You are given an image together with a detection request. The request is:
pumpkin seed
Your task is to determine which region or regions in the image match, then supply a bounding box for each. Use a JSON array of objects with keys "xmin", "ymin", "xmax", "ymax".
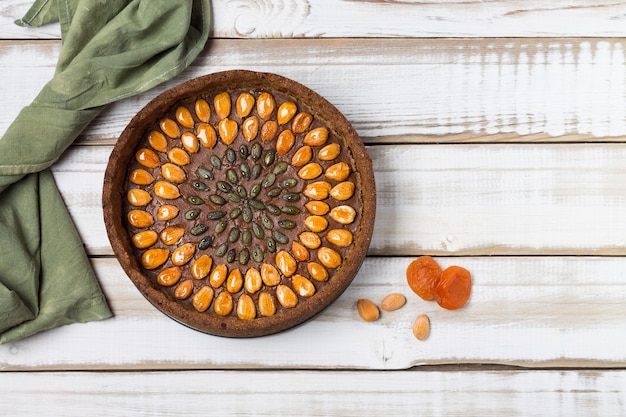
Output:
[
  {"xmin": 273, "ymin": 161, "xmax": 289, "ymax": 175},
  {"xmin": 210, "ymin": 155, "xmax": 222, "ymax": 169},
  {"xmin": 252, "ymin": 222, "xmax": 264, "ymax": 239},
  {"xmin": 251, "ymin": 163, "xmax": 262, "ymax": 180},
  {"xmin": 236, "ymin": 185, "xmax": 247, "ymax": 199},
  {"xmin": 227, "ymin": 168, "xmax": 238, "ymax": 184},
  {"xmin": 242, "ymin": 229, "xmax": 252, "ymax": 245},
  {"xmin": 192, "ymin": 180, "xmax": 209, "ymax": 191},
  {"xmin": 207, "ymin": 210, "xmax": 226, "ymax": 220},
  {"xmin": 215, "ymin": 243, "xmax": 228, "ymax": 257},
  {"xmin": 264, "ymin": 150, "xmax": 276, "ymax": 167},
  {"xmin": 228, "ymin": 227, "xmax": 240, "ymax": 243},
  {"xmin": 283, "ymin": 192, "xmax": 301, "ymax": 203},
  {"xmin": 229, "ymin": 207, "xmax": 242, "ymax": 219},
  {"xmin": 267, "ymin": 187, "xmax": 282, "ymax": 198},
  {"xmin": 198, "ymin": 235, "xmax": 214, "ymax": 250},
  {"xmin": 188, "ymin": 196, "xmax": 204, "ymax": 205},
  {"xmin": 251, "ymin": 143, "xmax": 262, "ymax": 160},
  {"xmin": 240, "ymin": 163, "xmax": 250, "ymax": 180},
  {"xmin": 278, "ymin": 219, "xmax": 296, "ymax": 230},
  {"xmin": 266, "ymin": 238, "xmax": 276, "ymax": 253},
  {"xmin": 266, "ymin": 204, "xmax": 281, "ymax": 215},
  {"xmin": 227, "ymin": 192, "xmax": 242, "ymax": 203},
  {"xmin": 209, "ymin": 194, "xmax": 227, "ymax": 206},
  {"xmin": 239, "ymin": 144, "xmax": 249, "ymax": 159},
  {"xmin": 249, "ymin": 183, "xmax": 261, "ymax": 198},
  {"xmin": 253, "ymin": 245, "xmax": 264, "ymax": 262},
  {"xmin": 185, "ymin": 208, "xmax": 201, "ymax": 220},
  {"xmin": 215, "ymin": 220, "xmax": 227, "ymax": 234},
  {"xmin": 261, "ymin": 213, "xmax": 274, "ymax": 229},
  {"xmin": 262, "ymin": 173, "xmax": 276, "ymax": 188},
  {"xmin": 227, "ymin": 248, "xmax": 237, "ymax": 263},
  {"xmin": 281, "ymin": 206, "xmax": 300, "ymax": 215},
  {"xmin": 191, "ymin": 223, "xmax": 209, "ymax": 236},
  {"xmin": 273, "ymin": 230, "xmax": 289, "ymax": 244},
  {"xmin": 242, "ymin": 206, "xmax": 253, "ymax": 223},
  {"xmin": 226, "ymin": 148, "xmax": 236, "ymax": 163},
  {"xmin": 217, "ymin": 181, "xmax": 233, "ymax": 193},
  {"xmin": 249, "ymin": 199, "xmax": 266, "ymax": 210},
  {"xmin": 197, "ymin": 166, "xmax": 213, "ymax": 180},
  {"xmin": 239, "ymin": 248, "xmax": 250, "ymax": 265},
  {"xmin": 281, "ymin": 178, "xmax": 297, "ymax": 188}
]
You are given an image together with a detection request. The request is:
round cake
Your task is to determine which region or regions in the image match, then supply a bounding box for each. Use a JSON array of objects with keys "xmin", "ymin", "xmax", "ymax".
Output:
[{"xmin": 103, "ymin": 70, "xmax": 376, "ymax": 337}]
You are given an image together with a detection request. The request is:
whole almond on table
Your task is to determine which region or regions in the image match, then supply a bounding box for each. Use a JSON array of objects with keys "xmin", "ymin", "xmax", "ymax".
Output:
[
  {"xmin": 412, "ymin": 314, "xmax": 430, "ymax": 341},
  {"xmin": 356, "ymin": 299, "xmax": 380, "ymax": 322},
  {"xmin": 380, "ymin": 293, "xmax": 407, "ymax": 311}
]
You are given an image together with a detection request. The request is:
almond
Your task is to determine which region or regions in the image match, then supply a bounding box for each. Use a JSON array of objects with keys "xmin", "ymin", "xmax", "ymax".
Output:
[
  {"xmin": 412, "ymin": 314, "xmax": 430, "ymax": 341},
  {"xmin": 356, "ymin": 299, "xmax": 380, "ymax": 322},
  {"xmin": 380, "ymin": 293, "xmax": 407, "ymax": 311}
]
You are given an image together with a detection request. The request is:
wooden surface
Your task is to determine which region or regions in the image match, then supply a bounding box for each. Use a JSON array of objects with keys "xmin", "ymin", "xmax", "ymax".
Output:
[{"xmin": 2, "ymin": 0, "xmax": 626, "ymax": 415}]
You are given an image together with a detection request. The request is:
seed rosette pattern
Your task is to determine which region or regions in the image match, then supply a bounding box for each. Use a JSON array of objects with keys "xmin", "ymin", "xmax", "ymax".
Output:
[{"xmin": 103, "ymin": 71, "xmax": 375, "ymax": 337}]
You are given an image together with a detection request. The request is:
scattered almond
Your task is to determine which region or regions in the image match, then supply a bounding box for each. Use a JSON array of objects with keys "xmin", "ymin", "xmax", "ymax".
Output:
[
  {"xmin": 356, "ymin": 299, "xmax": 380, "ymax": 322},
  {"xmin": 412, "ymin": 314, "xmax": 430, "ymax": 341},
  {"xmin": 380, "ymin": 293, "xmax": 406, "ymax": 311}
]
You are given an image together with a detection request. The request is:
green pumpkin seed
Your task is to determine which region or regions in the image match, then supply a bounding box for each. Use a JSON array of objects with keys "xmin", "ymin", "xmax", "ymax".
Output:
[
  {"xmin": 281, "ymin": 205, "xmax": 300, "ymax": 215},
  {"xmin": 267, "ymin": 187, "xmax": 282, "ymax": 198},
  {"xmin": 251, "ymin": 143, "xmax": 262, "ymax": 160},
  {"xmin": 190, "ymin": 223, "xmax": 209, "ymax": 236},
  {"xmin": 239, "ymin": 248, "xmax": 250, "ymax": 265},
  {"xmin": 217, "ymin": 181, "xmax": 233, "ymax": 193},
  {"xmin": 239, "ymin": 144, "xmax": 249, "ymax": 159},
  {"xmin": 262, "ymin": 173, "xmax": 276, "ymax": 188},
  {"xmin": 192, "ymin": 180, "xmax": 209, "ymax": 191},
  {"xmin": 249, "ymin": 199, "xmax": 266, "ymax": 210},
  {"xmin": 226, "ymin": 248, "xmax": 236, "ymax": 263},
  {"xmin": 185, "ymin": 208, "xmax": 201, "ymax": 220},
  {"xmin": 209, "ymin": 194, "xmax": 227, "ymax": 206},
  {"xmin": 280, "ymin": 178, "xmax": 297, "ymax": 188},
  {"xmin": 236, "ymin": 185, "xmax": 247, "ymax": 199},
  {"xmin": 226, "ymin": 148, "xmax": 236, "ymax": 163},
  {"xmin": 251, "ymin": 164, "xmax": 262, "ymax": 180},
  {"xmin": 264, "ymin": 150, "xmax": 276, "ymax": 167},
  {"xmin": 249, "ymin": 183, "xmax": 261, "ymax": 198},
  {"xmin": 240, "ymin": 163, "xmax": 250, "ymax": 180},
  {"xmin": 215, "ymin": 243, "xmax": 228, "ymax": 257},
  {"xmin": 198, "ymin": 235, "xmax": 214, "ymax": 250},
  {"xmin": 207, "ymin": 210, "xmax": 226, "ymax": 220},
  {"xmin": 273, "ymin": 230, "xmax": 289, "ymax": 244},
  {"xmin": 273, "ymin": 161, "xmax": 289, "ymax": 175},
  {"xmin": 261, "ymin": 213, "xmax": 274, "ymax": 229},
  {"xmin": 227, "ymin": 168, "xmax": 238, "ymax": 184},
  {"xmin": 283, "ymin": 192, "xmax": 301, "ymax": 203},
  {"xmin": 242, "ymin": 230, "xmax": 252, "ymax": 246},
  {"xmin": 278, "ymin": 219, "xmax": 296, "ymax": 230},
  {"xmin": 227, "ymin": 192, "xmax": 242, "ymax": 203},
  {"xmin": 242, "ymin": 206, "xmax": 253, "ymax": 223},
  {"xmin": 266, "ymin": 238, "xmax": 276, "ymax": 253},
  {"xmin": 229, "ymin": 207, "xmax": 242, "ymax": 219},
  {"xmin": 252, "ymin": 245, "xmax": 264, "ymax": 262},
  {"xmin": 252, "ymin": 222, "xmax": 264, "ymax": 239},
  {"xmin": 197, "ymin": 166, "xmax": 213, "ymax": 180},
  {"xmin": 210, "ymin": 155, "xmax": 222, "ymax": 169},
  {"xmin": 266, "ymin": 204, "xmax": 281, "ymax": 216},
  {"xmin": 228, "ymin": 227, "xmax": 240, "ymax": 243},
  {"xmin": 187, "ymin": 196, "xmax": 204, "ymax": 205},
  {"xmin": 215, "ymin": 220, "xmax": 227, "ymax": 234}
]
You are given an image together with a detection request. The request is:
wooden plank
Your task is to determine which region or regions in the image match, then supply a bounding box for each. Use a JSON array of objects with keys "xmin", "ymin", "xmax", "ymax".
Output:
[
  {"xmin": 4, "ymin": 0, "xmax": 626, "ymax": 39},
  {"xmin": 52, "ymin": 143, "xmax": 626, "ymax": 256},
  {"xmin": 2, "ymin": 256, "xmax": 626, "ymax": 370},
  {"xmin": 3, "ymin": 38, "xmax": 626, "ymax": 143},
  {"xmin": 2, "ymin": 369, "xmax": 626, "ymax": 416}
]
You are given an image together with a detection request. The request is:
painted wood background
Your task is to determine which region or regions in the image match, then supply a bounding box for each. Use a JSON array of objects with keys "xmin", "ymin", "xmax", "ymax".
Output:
[{"xmin": 2, "ymin": 0, "xmax": 626, "ymax": 415}]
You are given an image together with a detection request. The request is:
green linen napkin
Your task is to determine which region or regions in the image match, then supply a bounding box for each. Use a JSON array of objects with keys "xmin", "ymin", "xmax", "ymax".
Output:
[{"xmin": 0, "ymin": 0, "xmax": 211, "ymax": 344}]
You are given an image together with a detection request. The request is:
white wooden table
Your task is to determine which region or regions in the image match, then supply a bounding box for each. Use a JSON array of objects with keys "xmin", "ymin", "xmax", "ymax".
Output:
[{"xmin": 2, "ymin": 1, "xmax": 626, "ymax": 415}]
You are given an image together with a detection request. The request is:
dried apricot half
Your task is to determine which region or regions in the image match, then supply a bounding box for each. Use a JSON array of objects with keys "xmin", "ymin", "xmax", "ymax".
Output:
[
  {"xmin": 406, "ymin": 256, "xmax": 442, "ymax": 301},
  {"xmin": 435, "ymin": 265, "xmax": 472, "ymax": 310}
]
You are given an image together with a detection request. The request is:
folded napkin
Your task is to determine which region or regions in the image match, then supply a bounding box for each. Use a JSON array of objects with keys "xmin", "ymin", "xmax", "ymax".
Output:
[{"xmin": 0, "ymin": 0, "xmax": 211, "ymax": 343}]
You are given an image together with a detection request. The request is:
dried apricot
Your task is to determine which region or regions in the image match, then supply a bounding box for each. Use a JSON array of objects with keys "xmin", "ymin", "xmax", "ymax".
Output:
[
  {"xmin": 435, "ymin": 265, "xmax": 472, "ymax": 310},
  {"xmin": 406, "ymin": 256, "xmax": 442, "ymax": 301}
]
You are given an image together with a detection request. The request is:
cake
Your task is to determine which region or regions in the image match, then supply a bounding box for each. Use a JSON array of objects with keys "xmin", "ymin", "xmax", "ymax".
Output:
[{"xmin": 103, "ymin": 70, "xmax": 376, "ymax": 337}]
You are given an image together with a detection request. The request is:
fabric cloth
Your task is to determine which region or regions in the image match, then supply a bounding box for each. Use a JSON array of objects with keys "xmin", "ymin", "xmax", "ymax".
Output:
[{"xmin": 0, "ymin": 0, "xmax": 211, "ymax": 343}]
